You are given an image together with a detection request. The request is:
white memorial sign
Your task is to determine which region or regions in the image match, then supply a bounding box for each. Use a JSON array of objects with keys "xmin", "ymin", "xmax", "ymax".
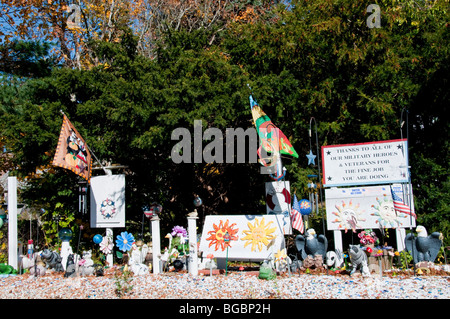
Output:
[
  {"xmin": 322, "ymin": 139, "xmax": 408, "ymax": 187},
  {"xmin": 90, "ymin": 174, "xmax": 126, "ymax": 228}
]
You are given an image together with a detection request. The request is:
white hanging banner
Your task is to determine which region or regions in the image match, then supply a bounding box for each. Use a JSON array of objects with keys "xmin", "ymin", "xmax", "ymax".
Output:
[
  {"xmin": 322, "ymin": 139, "xmax": 409, "ymax": 187},
  {"xmin": 90, "ymin": 174, "xmax": 126, "ymax": 228}
]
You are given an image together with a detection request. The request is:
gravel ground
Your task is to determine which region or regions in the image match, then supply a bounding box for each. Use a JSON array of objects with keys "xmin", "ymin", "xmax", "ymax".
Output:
[{"xmin": 0, "ymin": 269, "xmax": 449, "ymax": 299}]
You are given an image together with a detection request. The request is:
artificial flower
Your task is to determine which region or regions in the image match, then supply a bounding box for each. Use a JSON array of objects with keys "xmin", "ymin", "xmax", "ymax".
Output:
[
  {"xmin": 358, "ymin": 229, "xmax": 379, "ymax": 245},
  {"xmin": 100, "ymin": 236, "xmax": 114, "ymax": 254},
  {"xmin": 171, "ymin": 225, "xmax": 188, "ymax": 238},
  {"xmin": 116, "ymin": 231, "xmax": 135, "ymax": 252},
  {"xmin": 374, "ymin": 249, "xmax": 383, "ymax": 257}
]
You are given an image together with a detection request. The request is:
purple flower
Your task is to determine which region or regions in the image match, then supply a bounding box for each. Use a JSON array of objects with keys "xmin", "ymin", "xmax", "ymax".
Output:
[{"xmin": 171, "ymin": 225, "xmax": 188, "ymax": 238}]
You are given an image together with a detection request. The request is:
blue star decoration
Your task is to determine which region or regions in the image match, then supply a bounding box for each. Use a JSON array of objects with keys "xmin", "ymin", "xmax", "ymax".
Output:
[{"xmin": 306, "ymin": 150, "xmax": 316, "ymax": 165}]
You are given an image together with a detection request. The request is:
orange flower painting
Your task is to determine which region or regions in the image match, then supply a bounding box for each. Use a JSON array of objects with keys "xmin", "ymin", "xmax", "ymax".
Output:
[{"xmin": 206, "ymin": 219, "xmax": 239, "ymax": 251}]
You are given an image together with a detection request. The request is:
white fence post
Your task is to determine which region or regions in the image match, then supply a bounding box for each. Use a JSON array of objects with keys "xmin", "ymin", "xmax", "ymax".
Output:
[
  {"xmin": 187, "ymin": 214, "xmax": 198, "ymax": 276},
  {"xmin": 7, "ymin": 176, "xmax": 18, "ymax": 270},
  {"xmin": 151, "ymin": 215, "xmax": 161, "ymax": 274}
]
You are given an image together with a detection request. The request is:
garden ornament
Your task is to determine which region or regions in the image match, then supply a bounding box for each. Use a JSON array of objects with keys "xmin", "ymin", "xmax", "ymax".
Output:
[
  {"xmin": 64, "ymin": 254, "xmax": 77, "ymax": 278},
  {"xmin": 79, "ymin": 251, "xmax": 95, "ymax": 276},
  {"xmin": 405, "ymin": 225, "xmax": 443, "ymax": 264},
  {"xmin": 41, "ymin": 249, "xmax": 64, "ymax": 272},
  {"xmin": 128, "ymin": 256, "xmax": 149, "ymax": 275},
  {"xmin": 295, "ymin": 228, "xmax": 328, "ymax": 261},
  {"xmin": 326, "ymin": 249, "xmax": 344, "ymax": 269},
  {"xmin": 348, "ymin": 245, "xmax": 370, "ymax": 277},
  {"xmin": 258, "ymin": 261, "xmax": 276, "ymax": 280}
]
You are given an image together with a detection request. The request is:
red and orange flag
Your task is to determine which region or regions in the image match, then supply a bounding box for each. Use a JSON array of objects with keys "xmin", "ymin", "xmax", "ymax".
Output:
[{"xmin": 52, "ymin": 114, "xmax": 92, "ymax": 182}]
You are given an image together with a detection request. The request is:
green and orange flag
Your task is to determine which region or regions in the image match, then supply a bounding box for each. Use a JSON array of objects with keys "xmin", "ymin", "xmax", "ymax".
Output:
[{"xmin": 249, "ymin": 95, "xmax": 299, "ymax": 161}]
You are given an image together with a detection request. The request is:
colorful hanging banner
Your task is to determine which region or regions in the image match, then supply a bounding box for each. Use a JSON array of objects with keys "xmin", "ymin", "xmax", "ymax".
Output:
[
  {"xmin": 250, "ymin": 95, "xmax": 299, "ymax": 160},
  {"xmin": 52, "ymin": 114, "xmax": 92, "ymax": 182}
]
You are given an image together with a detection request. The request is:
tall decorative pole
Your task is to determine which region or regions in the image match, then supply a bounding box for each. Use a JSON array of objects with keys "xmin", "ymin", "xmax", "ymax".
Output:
[
  {"xmin": 7, "ymin": 176, "xmax": 18, "ymax": 270},
  {"xmin": 309, "ymin": 117, "xmax": 328, "ymax": 274},
  {"xmin": 400, "ymin": 108, "xmax": 415, "ymax": 276},
  {"xmin": 187, "ymin": 210, "xmax": 199, "ymax": 276},
  {"xmin": 224, "ymin": 231, "xmax": 230, "ymax": 276},
  {"xmin": 151, "ymin": 215, "xmax": 161, "ymax": 274},
  {"xmin": 106, "ymin": 228, "xmax": 113, "ymax": 267}
]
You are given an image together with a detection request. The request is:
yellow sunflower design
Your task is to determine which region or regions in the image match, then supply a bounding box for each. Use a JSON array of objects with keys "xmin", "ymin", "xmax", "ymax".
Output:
[{"xmin": 241, "ymin": 217, "xmax": 277, "ymax": 252}]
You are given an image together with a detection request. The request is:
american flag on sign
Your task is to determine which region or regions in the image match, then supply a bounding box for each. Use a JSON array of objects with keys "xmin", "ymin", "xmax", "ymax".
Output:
[
  {"xmin": 390, "ymin": 185, "xmax": 416, "ymax": 219},
  {"xmin": 291, "ymin": 194, "xmax": 304, "ymax": 234}
]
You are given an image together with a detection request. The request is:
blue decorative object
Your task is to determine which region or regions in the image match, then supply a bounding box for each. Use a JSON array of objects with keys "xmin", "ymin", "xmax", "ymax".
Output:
[
  {"xmin": 93, "ymin": 234, "xmax": 103, "ymax": 244},
  {"xmin": 306, "ymin": 150, "xmax": 316, "ymax": 165},
  {"xmin": 193, "ymin": 196, "xmax": 202, "ymax": 207},
  {"xmin": 298, "ymin": 199, "xmax": 312, "ymax": 215},
  {"xmin": 58, "ymin": 228, "xmax": 73, "ymax": 242},
  {"xmin": 116, "ymin": 231, "xmax": 135, "ymax": 252}
]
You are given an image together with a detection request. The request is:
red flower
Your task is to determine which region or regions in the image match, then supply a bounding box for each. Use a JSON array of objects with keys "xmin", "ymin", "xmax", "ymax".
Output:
[{"xmin": 366, "ymin": 247, "xmax": 373, "ymax": 253}]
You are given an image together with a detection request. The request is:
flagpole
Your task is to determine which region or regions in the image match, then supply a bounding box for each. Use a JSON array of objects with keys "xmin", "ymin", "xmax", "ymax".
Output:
[
  {"xmin": 310, "ymin": 117, "xmax": 327, "ymax": 274},
  {"xmin": 401, "ymin": 107, "xmax": 415, "ymax": 276}
]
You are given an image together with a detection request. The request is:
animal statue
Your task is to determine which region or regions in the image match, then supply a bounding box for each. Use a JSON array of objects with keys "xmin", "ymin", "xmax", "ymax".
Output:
[
  {"xmin": 140, "ymin": 243, "xmax": 149, "ymax": 264},
  {"xmin": 289, "ymin": 254, "xmax": 302, "ymax": 273},
  {"xmin": 128, "ymin": 256, "xmax": 149, "ymax": 275},
  {"xmin": 326, "ymin": 249, "xmax": 344, "ymax": 269},
  {"xmin": 348, "ymin": 245, "xmax": 370, "ymax": 277},
  {"xmin": 172, "ymin": 259, "xmax": 185, "ymax": 272},
  {"xmin": 405, "ymin": 225, "xmax": 442, "ymax": 264},
  {"xmin": 258, "ymin": 261, "xmax": 276, "ymax": 280},
  {"xmin": 164, "ymin": 233, "xmax": 181, "ymax": 261},
  {"xmin": 79, "ymin": 250, "xmax": 95, "ymax": 276},
  {"xmin": 64, "ymin": 254, "xmax": 77, "ymax": 278},
  {"xmin": 295, "ymin": 229, "xmax": 328, "ymax": 261},
  {"xmin": 144, "ymin": 243, "xmax": 153, "ymax": 267},
  {"xmin": 41, "ymin": 249, "xmax": 64, "ymax": 272},
  {"xmin": 93, "ymin": 264, "xmax": 104, "ymax": 276},
  {"xmin": 160, "ymin": 248, "xmax": 170, "ymax": 272},
  {"xmin": 29, "ymin": 264, "xmax": 46, "ymax": 277},
  {"xmin": 28, "ymin": 253, "xmax": 46, "ymax": 276}
]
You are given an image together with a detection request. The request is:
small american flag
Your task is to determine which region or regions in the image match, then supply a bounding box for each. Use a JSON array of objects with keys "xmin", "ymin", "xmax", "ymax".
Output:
[
  {"xmin": 291, "ymin": 194, "xmax": 304, "ymax": 233},
  {"xmin": 390, "ymin": 185, "xmax": 416, "ymax": 219}
]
